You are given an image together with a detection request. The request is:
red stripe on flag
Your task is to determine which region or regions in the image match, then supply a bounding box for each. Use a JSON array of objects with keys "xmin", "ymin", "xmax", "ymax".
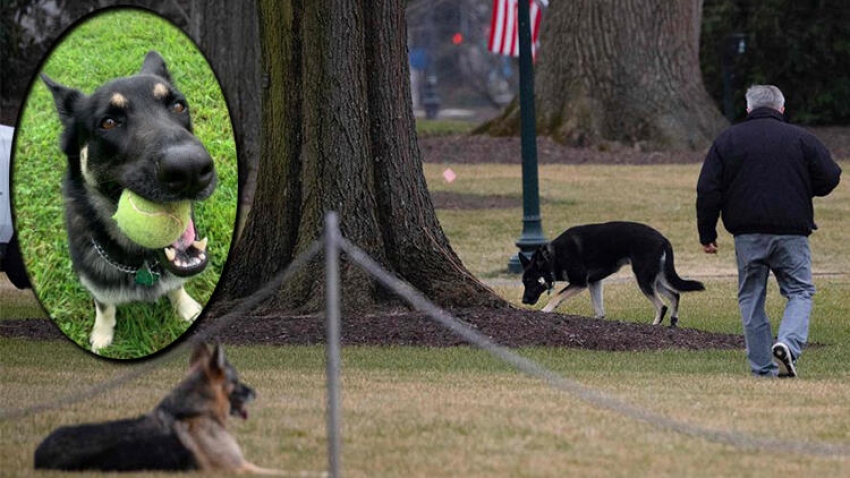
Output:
[
  {"xmin": 488, "ymin": 0, "xmax": 503, "ymax": 54},
  {"xmin": 487, "ymin": 0, "xmax": 545, "ymax": 58}
]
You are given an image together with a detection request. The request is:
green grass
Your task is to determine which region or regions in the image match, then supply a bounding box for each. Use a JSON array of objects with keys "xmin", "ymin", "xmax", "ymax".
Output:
[
  {"xmin": 2, "ymin": 154, "xmax": 848, "ymax": 474},
  {"xmin": 3, "ymin": 156, "xmax": 849, "ymax": 477},
  {"xmin": 424, "ymin": 162, "xmax": 850, "ymax": 279},
  {"xmin": 0, "ymin": 274, "xmax": 45, "ymax": 319},
  {"xmin": 415, "ymin": 119, "xmax": 477, "ymax": 137},
  {"xmin": 11, "ymin": 10, "xmax": 237, "ymax": 359},
  {"xmin": 3, "ymin": 342, "xmax": 850, "ymax": 477}
]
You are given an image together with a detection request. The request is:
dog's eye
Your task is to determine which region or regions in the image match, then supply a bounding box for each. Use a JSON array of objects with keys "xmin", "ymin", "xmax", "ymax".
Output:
[
  {"xmin": 100, "ymin": 118, "xmax": 117, "ymax": 130},
  {"xmin": 170, "ymin": 101, "xmax": 187, "ymax": 114},
  {"xmin": 538, "ymin": 277, "xmax": 546, "ymax": 285}
]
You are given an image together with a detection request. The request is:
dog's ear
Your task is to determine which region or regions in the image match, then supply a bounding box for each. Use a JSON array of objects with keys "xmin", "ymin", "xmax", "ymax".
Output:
[
  {"xmin": 41, "ymin": 74, "xmax": 84, "ymax": 125},
  {"xmin": 206, "ymin": 343, "xmax": 227, "ymax": 379},
  {"xmin": 535, "ymin": 247, "xmax": 550, "ymax": 267},
  {"xmin": 519, "ymin": 253, "xmax": 531, "ymax": 268},
  {"xmin": 189, "ymin": 342, "xmax": 211, "ymax": 369},
  {"xmin": 139, "ymin": 50, "xmax": 172, "ymax": 82}
]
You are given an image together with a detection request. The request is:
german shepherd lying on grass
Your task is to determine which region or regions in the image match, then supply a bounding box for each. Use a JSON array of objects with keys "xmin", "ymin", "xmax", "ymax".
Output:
[
  {"xmin": 34, "ymin": 343, "xmax": 281, "ymax": 474},
  {"xmin": 42, "ymin": 51, "xmax": 215, "ymax": 353},
  {"xmin": 520, "ymin": 221, "xmax": 704, "ymax": 327}
]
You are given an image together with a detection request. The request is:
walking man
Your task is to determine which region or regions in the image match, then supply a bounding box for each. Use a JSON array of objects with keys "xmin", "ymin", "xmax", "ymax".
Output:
[{"xmin": 696, "ymin": 85, "xmax": 841, "ymax": 377}]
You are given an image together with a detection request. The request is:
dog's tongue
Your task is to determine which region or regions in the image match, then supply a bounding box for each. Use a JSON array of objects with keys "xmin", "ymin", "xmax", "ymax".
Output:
[
  {"xmin": 160, "ymin": 217, "xmax": 209, "ymax": 277},
  {"xmin": 238, "ymin": 408, "xmax": 248, "ymax": 420},
  {"xmin": 171, "ymin": 218, "xmax": 196, "ymax": 251}
]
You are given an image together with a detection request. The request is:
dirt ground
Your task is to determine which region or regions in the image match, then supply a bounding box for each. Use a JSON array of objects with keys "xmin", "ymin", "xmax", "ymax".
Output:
[
  {"xmin": 0, "ymin": 305, "xmax": 744, "ymax": 351},
  {"xmin": 419, "ymin": 126, "xmax": 850, "ymax": 166},
  {"xmin": 4, "ymin": 127, "xmax": 847, "ymax": 351}
]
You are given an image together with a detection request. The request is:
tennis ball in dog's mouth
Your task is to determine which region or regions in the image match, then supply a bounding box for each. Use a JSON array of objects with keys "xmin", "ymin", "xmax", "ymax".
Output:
[{"xmin": 113, "ymin": 190, "xmax": 191, "ymax": 249}]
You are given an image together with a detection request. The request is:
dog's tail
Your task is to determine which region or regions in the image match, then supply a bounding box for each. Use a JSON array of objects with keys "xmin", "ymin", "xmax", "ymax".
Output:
[{"xmin": 662, "ymin": 244, "xmax": 705, "ymax": 292}]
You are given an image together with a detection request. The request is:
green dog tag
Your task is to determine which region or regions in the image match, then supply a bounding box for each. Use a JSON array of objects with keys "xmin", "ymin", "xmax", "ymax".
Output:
[{"xmin": 135, "ymin": 267, "xmax": 158, "ymax": 286}]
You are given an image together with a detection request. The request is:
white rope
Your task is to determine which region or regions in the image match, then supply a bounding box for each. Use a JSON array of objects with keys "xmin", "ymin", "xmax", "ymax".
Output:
[
  {"xmin": 338, "ymin": 236, "xmax": 850, "ymax": 459},
  {"xmin": 0, "ymin": 241, "xmax": 322, "ymax": 420},
  {"xmin": 4, "ymin": 215, "xmax": 849, "ymax": 461}
]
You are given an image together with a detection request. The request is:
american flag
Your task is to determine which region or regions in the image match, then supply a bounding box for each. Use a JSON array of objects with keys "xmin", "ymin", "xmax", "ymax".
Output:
[{"xmin": 487, "ymin": 0, "xmax": 547, "ymax": 58}]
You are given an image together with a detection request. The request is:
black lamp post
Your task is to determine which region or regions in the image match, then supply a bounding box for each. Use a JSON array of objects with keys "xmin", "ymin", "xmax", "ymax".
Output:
[
  {"xmin": 721, "ymin": 33, "xmax": 747, "ymax": 122},
  {"xmin": 507, "ymin": 0, "xmax": 546, "ymax": 273}
]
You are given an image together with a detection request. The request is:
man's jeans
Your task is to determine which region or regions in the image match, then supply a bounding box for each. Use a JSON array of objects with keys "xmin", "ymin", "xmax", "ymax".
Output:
[{"xmin": 734, "ymin": 234, "xmax": 815, "ymax": 376}]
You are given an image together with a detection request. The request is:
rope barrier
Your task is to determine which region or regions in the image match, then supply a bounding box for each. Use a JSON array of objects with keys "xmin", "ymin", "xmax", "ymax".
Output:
[
  {"xmin": 339, "ymin": 236, "xmax": 850, "ymax": 459},
  {"xmin": 3, "ymin": 214, "xmax": 849, "ymax": 463},
  {"xmin": 0, "ymin": 241, "xmax": 322, "ymax": 421}
]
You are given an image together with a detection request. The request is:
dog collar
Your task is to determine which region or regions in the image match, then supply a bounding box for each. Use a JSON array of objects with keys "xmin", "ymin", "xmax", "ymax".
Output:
[
  {"xmin": 91, "ymin": 238, "xmax": 161, "ymax": 286},
  {"xmin": 537, "ymin": 274, "xmax": 555, "ymax": 295}
]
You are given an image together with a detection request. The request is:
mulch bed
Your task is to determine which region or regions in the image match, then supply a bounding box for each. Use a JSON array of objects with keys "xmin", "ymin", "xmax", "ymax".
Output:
[
  {"xmin": 419, "ymin": 126, "xmax": 850, "ymax": 165},
  {"xmin": 196, "ymin": 306, "xmax": 744, "ymax": 351},
  {"xmin": 420, "ymin": 135, "xmax": 706, "ymax": 165},
  {"xmin": 0, "ymin": 306, "xmax": 744, "ymax": 351}
]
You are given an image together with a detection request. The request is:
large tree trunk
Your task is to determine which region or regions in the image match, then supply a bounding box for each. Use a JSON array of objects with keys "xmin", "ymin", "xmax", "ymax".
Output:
[
  {"xmin": 188, "ymin": 0, "xmax": 261, "ymax": 238},
  {"xmin": 482, "ymin": 0, "xmax": 727, "ymax": 151},
  {"xmin": 221, "ymin": 1, "xmax": 504, "ymax": 312}
]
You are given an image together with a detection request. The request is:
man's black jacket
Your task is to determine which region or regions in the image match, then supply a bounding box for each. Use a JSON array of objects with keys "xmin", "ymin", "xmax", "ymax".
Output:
[{"xmin": 696, "ymin": 107, "xmax": 842, "ymax": 245}]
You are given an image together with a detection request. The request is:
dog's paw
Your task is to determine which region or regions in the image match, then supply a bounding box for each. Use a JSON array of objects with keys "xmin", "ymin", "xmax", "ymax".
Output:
[
  {"xmin": 541, "ymin": 305, "xmax": 556, "ymax": 313},
  {"xmin": 176, "ymin": 298, "xmax": 202, "ymax": 322},
  {"xmin": 652, "ymin": 305, "xmax": 669, "ymax": 325},
  {"xmin": 594, "ymin": 314, "xmax": 606, "ymax": 319},
  {"xmin": 169, "ymin": 287, "xmax": 203, "ymax": 322},
  {"xmin": 89, "ymin": 329, "xmax": 114, "ymax": 353}
]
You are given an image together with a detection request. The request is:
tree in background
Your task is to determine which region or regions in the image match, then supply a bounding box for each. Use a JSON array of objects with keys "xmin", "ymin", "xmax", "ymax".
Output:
[
  {"xmin": 221, "ymin": 1, "xmax": 504, "ymax": 311},
  {"xmin": 701, "ymin": 0, "xmax": 850, "ymax": 124},
  {"xmin": 186, "ymin": 0, "xmax": 261, "ymax": 235},
  {"xmin": 480, "ymin": 0, "xmax": 729, "ymax": 151}
]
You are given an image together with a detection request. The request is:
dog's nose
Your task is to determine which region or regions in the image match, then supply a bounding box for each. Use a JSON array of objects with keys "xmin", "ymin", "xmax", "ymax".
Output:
[{"xmin": 158, "ymin": 143, "xmax": 215, "ymax": 197}]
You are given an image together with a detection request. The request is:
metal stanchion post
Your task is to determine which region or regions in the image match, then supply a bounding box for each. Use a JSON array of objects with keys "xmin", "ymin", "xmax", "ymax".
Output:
[{"xmin": 324, "ymin": 212, "xmax": 342, "ymax": 478}]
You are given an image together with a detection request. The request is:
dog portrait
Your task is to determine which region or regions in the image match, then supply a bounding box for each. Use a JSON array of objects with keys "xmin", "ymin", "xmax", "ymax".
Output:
[{"xmin": 12, "ymin": 10, "xmax": 237, "ymax": 358}]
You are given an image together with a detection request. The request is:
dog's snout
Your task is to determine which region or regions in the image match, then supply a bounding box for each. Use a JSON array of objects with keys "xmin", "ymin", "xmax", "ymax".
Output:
[
  {"xmin": 521, "ymin": 287, "xmax": 543, "ymax": 305},
  {"xmin": 157, "ymin": 143, "xmax": 215, "ymax": 196}
]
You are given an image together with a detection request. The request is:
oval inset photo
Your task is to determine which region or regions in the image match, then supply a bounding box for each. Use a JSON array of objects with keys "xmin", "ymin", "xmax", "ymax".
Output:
[{"xmin": 13, "ymin": 8, "xmax": 237, "ymax": 359}]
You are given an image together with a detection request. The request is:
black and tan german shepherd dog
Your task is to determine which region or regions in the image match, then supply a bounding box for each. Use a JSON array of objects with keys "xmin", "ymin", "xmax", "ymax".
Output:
[
  {"xmin": 520, "ymin": 221, "xmax": 704, "ymax": 327},
  {"xmin": 41, "ymin": 51, "xmax": 215, "ymax": 352},
  {"xmin": 35, "ymin": 343, "xmax": 281, "ymax": 474}
]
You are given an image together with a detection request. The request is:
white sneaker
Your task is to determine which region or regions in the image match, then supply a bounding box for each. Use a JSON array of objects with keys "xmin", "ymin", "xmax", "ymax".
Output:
[{"xmin": 772, "ymin": 342, "xmax": 797, "ymax": 378}]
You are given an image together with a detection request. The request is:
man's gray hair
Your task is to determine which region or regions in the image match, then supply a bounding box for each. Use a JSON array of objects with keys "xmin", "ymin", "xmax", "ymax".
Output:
[{"xmin": 746, "ymin": 85, "xmax": 785, "ymax": 111}]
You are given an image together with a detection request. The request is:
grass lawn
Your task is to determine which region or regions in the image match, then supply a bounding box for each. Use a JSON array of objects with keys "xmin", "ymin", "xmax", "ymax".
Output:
[
  {"xmin": 0, "ymin": 153, "xmax": 850, "ymax": 477},
  {"xmin": 11, "ymin": 9, "xmax": 237, "ymax": 359},
  {"xmin": 0, "ymin": 274, "xmax": 45, "ymax": 319},
  {"xmin": 424, "ymin": 162, "xmax": 850, "ymax": 280},
  {"xmin": 2, "ymin": 342, "xmax": 849, "ymax": 477},
  {"xmin": 2, "ymin": 117, "xmax": 849, "ymax": 474}
]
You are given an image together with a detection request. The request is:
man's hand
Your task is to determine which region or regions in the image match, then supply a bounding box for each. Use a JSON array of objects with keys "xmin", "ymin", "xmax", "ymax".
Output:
[{"xmin": 702, "ymin": 241, "xmax": 718, "ymax": 254}]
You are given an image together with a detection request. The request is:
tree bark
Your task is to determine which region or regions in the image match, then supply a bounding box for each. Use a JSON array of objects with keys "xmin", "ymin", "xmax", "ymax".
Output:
[
  {"xmin": 188, "ymin": 0, "xmax": 261, "ymax": 237},
  {"xmin": 481, "ymin": 0, "xmax": 727, "ymax": 151},
  {"xmin": 221, "ymin": 1, "xmax": 504, "ymax": 312}
]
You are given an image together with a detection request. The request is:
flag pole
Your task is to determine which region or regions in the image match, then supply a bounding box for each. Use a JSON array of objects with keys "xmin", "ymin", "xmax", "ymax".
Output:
[{"xmin": 507, "ymin": 0, "xmax": 546, "ymax": 273}]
